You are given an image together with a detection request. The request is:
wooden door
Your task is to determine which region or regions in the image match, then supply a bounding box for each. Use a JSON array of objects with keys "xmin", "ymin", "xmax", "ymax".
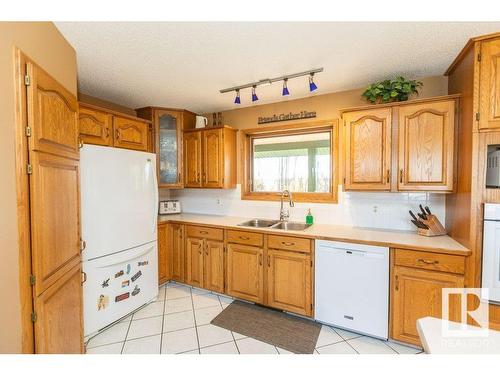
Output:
[
  {"xmin": 266, "ymin": 249, "xmax": 312, "ymax": 316},
  {"xmin": 113, "ymin": 116, "xmax": 149, "ymax": 151},
  {"xmin": 26, "ymin": 61, "xmax": 83, "ymax": 353},
  {"xmin": 27, "ymin": 61, "xmax": 79, "ymax": 160},
  {"xmin": 78, "ymin": 105, "xmax": 113, "ymax": 146},
  {"xmin": 204, "ymin": 240, "xmax": 224, "ymax": 293},
  {"xmin": 33, "ymin": 263, "xmax": 83, "ymax": 353},
  {"xmin": 398, "ymin": 100, "xmax": 455, "ymax": 191},
  {"xmin": 171, "ymin": 224, "xmax": 184, "ymax": 282},
  {"xmin": 226, "ymin": 243, "xmax": 264, "ymax": 303},
  {"xmin": 479, "ymin": 37, "xmax": 500, "ymax": 130},
  {"xmin": 392, "ymin": 266, "xmax": 464, "ymax": 346},
  {"xmin": 155, "ymin": 109, "xmax": 183, "ymax": 188},
  {"xmin": 185, "ymin": 237, "xmax": 204, "ymax": 288},
  {"xmin": 157, "ymin": 223, "xmax": 169, "ymax": 284},
  {"xmin": 203, "ymin": 128, "xmax": 224, "ymax": 188},
  {"xmin": 184, "ymin": 131, "xmax": 202, "ymax": 187},
  {"xmin": 344, "ymin": 108, "xmax": 392, "ymax": 190}
]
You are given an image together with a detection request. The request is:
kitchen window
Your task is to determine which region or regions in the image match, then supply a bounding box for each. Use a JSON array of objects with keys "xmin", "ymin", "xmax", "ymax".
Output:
[{"xmin": 242, "ymin": 120, "xmax": 338, "ymax": 203}]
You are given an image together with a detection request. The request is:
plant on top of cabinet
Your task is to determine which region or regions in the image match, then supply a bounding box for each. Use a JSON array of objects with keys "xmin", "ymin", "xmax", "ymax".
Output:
[{"xmin": 362, "ymin": 76, "xmax": 422, "ymax": 104}]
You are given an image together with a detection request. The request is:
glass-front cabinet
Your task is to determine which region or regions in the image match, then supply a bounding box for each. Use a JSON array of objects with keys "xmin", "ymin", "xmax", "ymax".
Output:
[{"xmin": 157, "ymin": 110, "xmax": 182, "ymax": 187}]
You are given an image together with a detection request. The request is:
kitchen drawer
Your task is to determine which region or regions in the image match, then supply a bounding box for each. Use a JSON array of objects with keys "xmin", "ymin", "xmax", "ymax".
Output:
[
  {"xmin": 267, "ymin": 234, "xmax": 311, "ymax": 253},
  {"xmin": 185, "ymin": 225, "xmax": 223, "ymax": 241},
  {"xmin": 394, "ymin": 248, "xmax": 465, "ymax": 275},
  {"xmin": 226, "ymin": 230, "xmax": 263, "ymax": 247}
]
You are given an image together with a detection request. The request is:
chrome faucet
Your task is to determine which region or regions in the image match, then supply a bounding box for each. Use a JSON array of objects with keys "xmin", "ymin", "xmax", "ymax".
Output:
[{"xmin": 279, "ymin": 190, "xmax": 294, "ymax": 221}]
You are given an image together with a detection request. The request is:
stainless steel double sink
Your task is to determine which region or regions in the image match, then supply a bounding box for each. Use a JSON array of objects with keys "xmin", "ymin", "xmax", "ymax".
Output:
[{"xmin": 237, "ymin": 218, "xmax": 312, "ymax": 231}]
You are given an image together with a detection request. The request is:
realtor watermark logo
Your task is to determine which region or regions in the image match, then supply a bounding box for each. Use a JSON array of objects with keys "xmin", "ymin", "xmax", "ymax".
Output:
[{"xmin": 441, "ymin": 288, "xmax": 490, "ymax": 337}]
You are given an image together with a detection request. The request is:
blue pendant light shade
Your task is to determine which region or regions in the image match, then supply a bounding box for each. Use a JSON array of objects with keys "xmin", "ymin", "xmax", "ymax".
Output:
[
  {"xmin": 251, "ymin": 86, "xmax": 258, "ymax": 102},
  {"xmin": 282, "ymin": 79, "xmax": 290, "ymax": 96},
  {"xmin": 309, "ymin": 73, "xmax": 318, "ymax": 92},
  {"xmin": 234, "ymin": 89, "xmax": 241, "ymax": 104}
]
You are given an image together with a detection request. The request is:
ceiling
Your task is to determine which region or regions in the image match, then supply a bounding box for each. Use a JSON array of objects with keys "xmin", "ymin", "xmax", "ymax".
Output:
[{"xmin": 56, "ymin": 22, "xmax": 500, "ymax": 114}]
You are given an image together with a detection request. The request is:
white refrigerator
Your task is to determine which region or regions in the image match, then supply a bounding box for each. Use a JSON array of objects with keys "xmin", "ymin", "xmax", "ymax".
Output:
[{"xmin": 81, "ymin": 145, "xmax": 159, "ymax": 337}]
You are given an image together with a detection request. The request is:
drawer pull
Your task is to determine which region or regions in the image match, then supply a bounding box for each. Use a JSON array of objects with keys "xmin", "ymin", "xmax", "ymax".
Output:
[
  {"xmin": 282, "ymin": 241, "xmax": 295, "ymax": 246},
  {"xmin": 239, "ymin": 236, "xmax": 250, "ymax": 240},
  {"xmin": 417, "ymin": 258, "xmax": 439, "ymax": 265},
  {"xmin": 199, "ymin": 230, "xmax": 209, "ymax": 235}
]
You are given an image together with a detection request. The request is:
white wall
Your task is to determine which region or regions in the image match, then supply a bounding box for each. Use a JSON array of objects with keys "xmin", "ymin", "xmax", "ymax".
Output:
[{"xmin": 164, "ymin": 186, "xmax": 445, "ymax": 232}]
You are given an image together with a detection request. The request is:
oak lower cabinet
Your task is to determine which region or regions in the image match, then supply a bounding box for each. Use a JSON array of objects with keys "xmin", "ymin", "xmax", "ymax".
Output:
[
  {"xmin": 184, "ymin": 225, "xmax": 224, "ymax": 293},
  {"xmin": 391, "ymin": 249, "xmax": 465, "ymax": 346},
  {"xmin": 170, "ymin": 224, "xmax": 185, "ymax": 283},
  {"xmin": 157, "ymin": 223, "xmax": 169, "ymax": 284},
  {"xmin": 266, "ymin": 249, "xmax": 313, "ymax": 317},
  {"xmin": 226, "ymin": 243, "xmax": 265, "ymax": 303}
]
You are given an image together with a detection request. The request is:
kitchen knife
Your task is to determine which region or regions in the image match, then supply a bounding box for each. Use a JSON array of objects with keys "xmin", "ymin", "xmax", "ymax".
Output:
[
  {"xmin": 411, "ymin": 219, "xmax": 429, "ymax": 230},
  {"xmin": 409, "ymin": 210, "xmax": 420, "ymax": 222},
  {"xmin": 419, "ymin": 205, "xmax": 428, "ymax": 219},
  {"xmin": 417, "ymin": 213, "xmax": 427, "ymax": 221},
  {"xmin": 425, "ymin": 206, "xmax": 432, "ymax": 215}
]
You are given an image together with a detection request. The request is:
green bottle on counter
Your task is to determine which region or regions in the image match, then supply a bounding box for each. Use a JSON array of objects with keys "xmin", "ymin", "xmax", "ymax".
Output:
[{"xmin": 306, "ymin": 209, "xmax": 314, "ymax": 225}]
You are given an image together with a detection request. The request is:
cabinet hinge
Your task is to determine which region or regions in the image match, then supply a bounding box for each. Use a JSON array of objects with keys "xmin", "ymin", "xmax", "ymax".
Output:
[
  {"xmin": 25, "ymin": 126, "xmax": 32, "ymax": 137},
  {"xmin": 29, "ymin": 274, "xmax": 36, "ymax": 286},
  {"xmin": 310, "ymin": 260, "xmax": 313, "ymax": 267},
  {"xmin": 31, "ymin": 311, "xmax": 37, "ymax": 323},
  {"xmin": 477, "ymin": 53, "xmax": 481, "ymax": 62},
  {"xmin": 24, "ymin": 74, "xmax": 31, "ymax": 86},
  {"xmin": 476, "ymin": 112, "xmax": 480, "ymax": 121},
  {"xmin": 26, "ymin": 164, "xmax": 33, "ymax": 175}
]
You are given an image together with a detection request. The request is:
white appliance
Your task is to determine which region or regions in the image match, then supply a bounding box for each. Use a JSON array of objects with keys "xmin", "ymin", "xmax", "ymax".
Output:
[
  {"xmin": 195, "ymin": 115, "xmax": 208, "ymax": 128},
  {"xmin": 81, "ymin": 145, "xmax": 159, "ymax": 337},
  {"xmin": 486, "ymin": 148, "xmax": 500, "ymax": 188},
  {"xmin": 482, "ymin": 203, "xmax": 500, "ymax": 303},
  {"xmin": 159, "ymin": 199, "xmax": 181, "ymax": 215},
  {"xmin": 315, "ymin": 240, "xmax": 389, "ymax": 339}
]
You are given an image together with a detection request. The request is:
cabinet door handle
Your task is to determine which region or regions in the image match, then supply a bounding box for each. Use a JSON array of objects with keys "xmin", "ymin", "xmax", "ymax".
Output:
[
  {"xmin": 259, "ymin": 254, "xmax": 262, "ymax": 266},
  {"xmin": 267, "ymin": 255, "xmax": 271, "ymax": 267},
  {"xmin": 282, "ymin": 241, "xmax": 295, "ymax": 246},
  {"xmin": 115, "ymin": 129, "xmax": 121, "ymax": 140},
  {"xmin": 417, "ymin": 258, "xmax": 439, "ymax": 265},
  {"xmin": 105, "ymin": 127, "xmax": 110, "ymax": 138},
  {"xmin": 395, "ymin": 275, "xmax": 399, "ymax": 291},
  {"xmin": 399, "ymin": 169, "xmax": 404, "ymax": 183},
  {"xmin": 198, "ymin": 243, "xmax": 202, "ymax": 254},
  {"xmin": 203, "ymin": 172, "xmax": 206, "ymax": 182},
  {"xmin": 81, "ymin": 271, "xmax": 87, "ymax": 285},
  {"xmin": 197, "ymin": 172, "xmax": 200, "ymax": 183},
  {"xmin": 386, "ymin": 169, "xmax": 390, "ymax": 183}
]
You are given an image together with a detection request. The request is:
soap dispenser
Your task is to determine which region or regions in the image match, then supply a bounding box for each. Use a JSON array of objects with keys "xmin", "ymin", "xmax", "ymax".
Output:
[{"xmin": 306, "ymin": 209, "xmax": 314, "ymax": 225}]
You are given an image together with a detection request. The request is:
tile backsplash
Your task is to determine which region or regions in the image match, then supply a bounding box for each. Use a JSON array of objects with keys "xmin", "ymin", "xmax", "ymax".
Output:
[{"xmin": 162, "ymin": 185, "xmax": 445, "ymax": 232}]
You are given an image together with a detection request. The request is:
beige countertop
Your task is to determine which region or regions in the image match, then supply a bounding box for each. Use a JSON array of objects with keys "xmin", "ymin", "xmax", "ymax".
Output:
[{"xmin": 158, "ymin": 213, "xmax": 470, "ymax": 256}]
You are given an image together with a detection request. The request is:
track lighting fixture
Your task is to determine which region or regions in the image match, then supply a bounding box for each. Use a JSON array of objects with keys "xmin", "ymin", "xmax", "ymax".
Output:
[
  {"xmin": 219, "ymin": 68, "xmax": 323, "ymax": 104},
  {"xmin": 282, "ymin": 78, "xmax": 290, "ymax": 96},
  {"xmin": 251, "ymin": 86, "xmax": 258, "ymax": 102},
  {"xmin": 309, "ymin": 73, "xmax": 318, "ymax": 92}
]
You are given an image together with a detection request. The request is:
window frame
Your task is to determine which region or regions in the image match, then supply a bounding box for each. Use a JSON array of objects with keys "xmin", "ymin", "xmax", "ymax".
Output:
[{"xmin": 241, "ymin": 119, "xmax": 339, "ymax": 203}]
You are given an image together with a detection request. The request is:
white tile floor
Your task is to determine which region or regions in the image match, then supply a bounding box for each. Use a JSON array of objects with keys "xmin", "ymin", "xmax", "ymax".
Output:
[{"xmin": 85, "ymin": 282, "xmax": 423, "ymax": 354}]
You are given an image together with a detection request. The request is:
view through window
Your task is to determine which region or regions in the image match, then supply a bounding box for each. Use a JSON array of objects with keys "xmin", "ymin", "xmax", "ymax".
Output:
[{"xmin": 251, "ymin": 131, "xmax": 331, "ymax": 193}]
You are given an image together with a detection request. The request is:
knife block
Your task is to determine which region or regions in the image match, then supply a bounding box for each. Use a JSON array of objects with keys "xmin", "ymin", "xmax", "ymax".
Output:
[{"xmin": 417, "ymin": 214, "xmax": 447, "ymax": 237}]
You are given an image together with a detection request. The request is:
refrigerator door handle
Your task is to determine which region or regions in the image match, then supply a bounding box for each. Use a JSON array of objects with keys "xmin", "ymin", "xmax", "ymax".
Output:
[
  {"xmin": 148, "ymin": 157, "xmax": 159, "ymax": 232},
  {"xmin": 95, "ymin": 245, "xmax": 154, "ymax": 268}
]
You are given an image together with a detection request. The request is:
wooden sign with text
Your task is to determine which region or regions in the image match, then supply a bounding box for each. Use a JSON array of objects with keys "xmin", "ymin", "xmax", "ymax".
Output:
[{"xmin": 258, "ymin": 111, "xmax": 316, "ymax": 124}]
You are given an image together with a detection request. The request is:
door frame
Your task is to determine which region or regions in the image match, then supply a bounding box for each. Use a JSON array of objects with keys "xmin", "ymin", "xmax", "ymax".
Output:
[{"xmin": 14, "ymin": 49, "xmax": 35, "ymax": 353}]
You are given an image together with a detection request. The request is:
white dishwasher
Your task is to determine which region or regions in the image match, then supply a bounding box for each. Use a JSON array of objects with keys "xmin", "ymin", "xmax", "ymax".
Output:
[{"xmin": 315, "ymin": 240, "xmax": 389, "ymax": 339}]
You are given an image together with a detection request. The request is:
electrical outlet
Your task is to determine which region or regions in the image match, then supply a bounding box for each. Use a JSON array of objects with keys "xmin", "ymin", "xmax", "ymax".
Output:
[
  {"xmin": 216, "ymin": 198, "xmax": 222, "ymax": 206},
  {"xmin": 373, "ymin": 205, "xmax": 378, "ymax": 213}
]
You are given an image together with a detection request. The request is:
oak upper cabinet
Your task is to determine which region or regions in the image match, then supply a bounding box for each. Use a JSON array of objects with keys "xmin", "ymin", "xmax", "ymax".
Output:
[
  {"xmin": 170, "ymin": 224, "xmax": 185, "ymax": 283},
  {"xmin": 391, "ymin": 249, "xmax": 465, "ymax": 346},
  {"xmin": 184, "ymin": 131, "xmax": 203, "ymax": 187},
  {"xmin": 113, "ymin": 115, "xmax": 150, "ymax": 152},
  {"xmin": 136, "ymin": 107, "xmax": 196, "ymax": 188},
  {"xmin": 157, "ymin": 223, "xmax": 169, "ymax": 284},
  {"xmin": 78, "ymin": 105, "xmax": 113, "ymax": 146},
  {"xmin": 478, "ymin": 37, "xmax": 500, "ymax": 130},
  {"xmin": 184, "ymin": 126, "xmax": 237, "ymax": 189},
  {"xmin": 398, "ymin": 99, "xmax": 456, "ymax": 191},
  {"xmin": 226, "ymin": 243, "xmax": 264, "ymax": 304},
  {"xmin": 343, "ymin": 108, "xmax": 392, "ymax": 190},
  {"xmin": 184, "ymin": 226, "xmax": 224, "ymax": 293}
]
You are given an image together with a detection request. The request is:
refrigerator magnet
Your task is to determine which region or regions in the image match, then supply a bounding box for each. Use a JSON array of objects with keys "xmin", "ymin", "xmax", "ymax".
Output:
[
  {"xmin": 138, "ymin": 260, "xmax": 148, "ymax": 266},
  {"xmin": 131, "ymin": 270, "xmax": 142, "ymax": 282},
  {"xmin": 114, "ymin": 270, "xmax": 124, "ymax": 278},
  {"xmin": 132, "ymin": 285, "xmax": 140, "ymax": 296},
  {"xmin": 126, "ymin": 264, "xmax": 131, "ymax": 274},
  {"xmin": 101, "ymin": 278, "xmax": 110, "ymax": 288},
  {"xmin": 97, "ymin": 294, "xmax": 109, "ymax": 311},
  {"xmin": 121, "ymin": 280, "xmax": 130, "ymax": 288},
  {"xmin": 115, "ymin": 292, "xmax": 130, "ymax": 302}
]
